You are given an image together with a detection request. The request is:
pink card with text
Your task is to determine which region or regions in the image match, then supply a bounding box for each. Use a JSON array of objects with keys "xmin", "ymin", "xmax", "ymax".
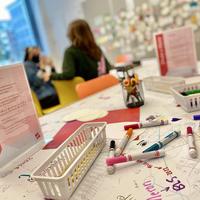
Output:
[
  {"xmin": 155, "ymin": 26, "xmax": 197, "ymax": 77},
  {"xmin": 0, "ymin": 64, "xmax": 44, "ymax": 172}
]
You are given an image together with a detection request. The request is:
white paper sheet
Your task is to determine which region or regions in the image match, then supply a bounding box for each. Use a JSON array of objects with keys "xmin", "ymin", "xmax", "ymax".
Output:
[{"xmin": 71, "ymin": 121, "xmax": 200, "ymax": 200}]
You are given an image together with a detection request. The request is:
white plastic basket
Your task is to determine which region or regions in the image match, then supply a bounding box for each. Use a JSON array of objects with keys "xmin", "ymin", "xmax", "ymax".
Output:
[
  {"xmin": 31, "ymin": 122, "xmax": 106, "ymax": 200},
  {"xmin": 143, "ymin": 76, "xmax": 185, "ymax": 94},
  {"xmin": 171, "ymin": 82, "xmax": 200, "ymax": 112}
]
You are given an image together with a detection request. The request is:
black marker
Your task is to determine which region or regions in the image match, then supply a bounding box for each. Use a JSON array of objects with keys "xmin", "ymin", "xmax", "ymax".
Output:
[{"xmin": 107, "ymin": 140, "xmax": 116, "ymax": 175}]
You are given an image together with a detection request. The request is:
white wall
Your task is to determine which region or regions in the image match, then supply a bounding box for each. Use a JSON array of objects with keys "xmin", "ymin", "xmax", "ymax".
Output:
[{"xmin": 32, "ymin": 0, "xmax": 84, "ymax": 71}]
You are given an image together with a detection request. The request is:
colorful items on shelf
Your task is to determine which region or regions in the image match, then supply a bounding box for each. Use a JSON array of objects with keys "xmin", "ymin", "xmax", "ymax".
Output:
[{"xmin": 92, "ymin": 1, "xmax": 200, "ymax": 62}]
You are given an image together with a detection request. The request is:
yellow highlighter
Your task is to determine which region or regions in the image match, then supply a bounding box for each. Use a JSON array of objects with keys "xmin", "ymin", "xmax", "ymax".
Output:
[{"xmin": 115, "ymin": 128, "xmax": 133, "ymax": 156}]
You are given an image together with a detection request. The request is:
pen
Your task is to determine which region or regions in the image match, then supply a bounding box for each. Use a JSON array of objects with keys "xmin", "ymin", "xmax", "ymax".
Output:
[
  {"xmin": 108, "ymin": 140, "xmax": 116, "ymax": 157},
  {"xmin": 107, "ymin": 140, "xmax": 116, "ymax": 175},
  {"xmin": 187, "ymin": 127, "xmax": 197, "ymax": 158},
  {"xmin": 181, "ymin": 89, "xmax": 200, "ymax": 96},
  {"xmin": 115, "ymin": 128, "xmax": 133, "ymax": 156},
  {"xmin": 143, "ymin": 130, "xmax": 180, "ymax": 153},
  {"xmin": 106, "ymin": 150, "xmax": 165, "ymax": 166},
  {"xmin": 124, "ymin": 119, "xmax": 168, "ymax": 130},
  {"xmin": 193, "ymin": 114, "xmax": 200, "ymax": 120}
]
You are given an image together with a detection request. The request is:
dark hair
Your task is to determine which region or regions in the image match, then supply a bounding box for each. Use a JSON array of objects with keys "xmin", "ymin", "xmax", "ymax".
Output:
[
  {"xmin": 24, "ymin": 47, "xmax": 30, "ymax": 61},
  {"xmin": 68, "ymin": 19, "xmax": 101, "ymax": 60},
  {"xmin": 24, "ymin": 46, "xmax": 40, "ymax": 62}
]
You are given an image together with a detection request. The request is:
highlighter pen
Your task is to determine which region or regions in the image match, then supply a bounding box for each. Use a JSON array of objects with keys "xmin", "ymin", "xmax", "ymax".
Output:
[
  {"xmin": 124, "ymin": 119, "xmax": 168, "ymax": 130},
  {"xmin": 187, "ymin": 127, "xmax": 197, "ymax": 158},
  {"xmin": 106, "ymin": 150, "xmax": 165, "ymax": 166},
  {"xmin": 107, "ymin": 140, "xmax": 116, "ymax": 174},
  {"xmin": 143, "ymin": 130, "xmax": 180, "ymax": 153},
  {"xmin": 115, "ymin": 128, "xmax": 133, "ymax": 156}
]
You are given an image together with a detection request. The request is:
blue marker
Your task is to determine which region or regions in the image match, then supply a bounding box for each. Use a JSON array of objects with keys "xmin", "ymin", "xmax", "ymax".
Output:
[{"xmin": 143, "ymin": 131, "xmax": 180, "ymax": 153}]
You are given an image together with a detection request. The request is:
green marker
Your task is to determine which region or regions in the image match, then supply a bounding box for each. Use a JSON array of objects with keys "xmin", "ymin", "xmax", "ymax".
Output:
[{"xmin": 181, "ymin": 89, "xmax": 200, "ymax": 96}]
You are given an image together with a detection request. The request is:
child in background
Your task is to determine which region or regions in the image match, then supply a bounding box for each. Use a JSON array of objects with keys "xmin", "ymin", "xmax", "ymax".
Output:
[{"xmin": 24, "ymin": 47, "xmax": 60, "ymax": 109}]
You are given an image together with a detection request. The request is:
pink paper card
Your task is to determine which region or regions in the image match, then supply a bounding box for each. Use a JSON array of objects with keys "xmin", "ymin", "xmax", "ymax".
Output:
[
  {"xmin": 0, "ymin": 63, "xmax": 44, "ymax": 175},
  {"xmin": 154, "ymin": 26, "xmax": 197, "ymax": 77}
]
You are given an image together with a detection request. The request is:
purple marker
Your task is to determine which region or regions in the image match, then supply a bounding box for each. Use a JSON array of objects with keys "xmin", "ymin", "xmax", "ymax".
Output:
[
  {"xmin": 193, "ymin": 114, "xmax": 200, "ymax": 120},
  {"xmin": 171, "ymin": 117, "xmax": 182, "ymax": 122}
]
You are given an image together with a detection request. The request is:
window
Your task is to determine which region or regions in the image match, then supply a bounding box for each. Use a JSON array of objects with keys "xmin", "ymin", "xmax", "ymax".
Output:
[{"xmin": 0, "ymin": 0, "xmax": 40, "ymax": 65}]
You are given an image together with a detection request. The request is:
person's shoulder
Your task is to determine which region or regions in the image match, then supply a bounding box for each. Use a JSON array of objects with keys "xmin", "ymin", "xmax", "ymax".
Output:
[
  {"xmin": 65, "ymin": 45, "xmax": 79, "ymax": 53},
  {"xmin": 64, "ymin": 46, "xmax": 84, "ymax": 57}
]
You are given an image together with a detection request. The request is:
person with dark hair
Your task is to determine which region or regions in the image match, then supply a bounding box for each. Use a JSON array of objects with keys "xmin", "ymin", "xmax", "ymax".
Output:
[
  {"xmin": 24, "ymin": 47, "xmax": 60, "ymax": 109},
  {"xmin": 51, "ymin": 19, "xmax": 112, "ymax": 81}
]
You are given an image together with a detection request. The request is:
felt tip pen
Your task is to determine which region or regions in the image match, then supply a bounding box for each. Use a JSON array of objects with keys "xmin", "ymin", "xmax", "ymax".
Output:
[
  {"xmin": 115, "ymin": 128, "xmax": 133, "ymax": 156},
  {"xmin": 106, "ymin": 150, "xmax": 165, "ymax": 166},
  {"xmin": 143, "ymin": 130, "xmax": 180, "ymax": 153},
  {"xmin": 181, "ymin": 89, "xmax": 200, "ymax": 96},
  {"xmin": 187, "ymin": 127, "xmax": 197, "ymax": 158},
  {"xmin": 107, "ymin": 140, "xmax": 116, "ymax": 175},
  {"xmin": 193, "ymin": 114, "xmax": 200, "ymax": 120},
  {"xmin": 124, "ymin": 119, "xmax": 168, "ymax": 130},
  {"xmin": 108, "ymin": 140, "xmax": 116, "ymax": 157}
]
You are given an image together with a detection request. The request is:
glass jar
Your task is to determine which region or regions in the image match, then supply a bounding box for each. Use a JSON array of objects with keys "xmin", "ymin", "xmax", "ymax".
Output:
[{"xmin": 115, "ymin": 64, "xmax": 144, "ymax": 108}]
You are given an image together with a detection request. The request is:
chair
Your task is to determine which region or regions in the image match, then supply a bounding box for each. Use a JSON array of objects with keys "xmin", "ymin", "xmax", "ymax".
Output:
[
  {"xmin": 31, "ymin": 90, "xmax": 43, "ymax": 117},
  {"xmin": 115, "ymin": 54, "xmax": 133, "ymax": 64},
  {"xmin": 31, "ymin": 90, "xmax": 63, "ymax": 116},
  {"xmin": 75, "ymin": 74, "xmax": 119, "ymax": 99},
  {"xmin": 31, "ymin": 76, "xmax": 85, "ymax": 116},
  {"xmin": 52, "ymin": 76, "xmax": 85, "ymax": 107}
]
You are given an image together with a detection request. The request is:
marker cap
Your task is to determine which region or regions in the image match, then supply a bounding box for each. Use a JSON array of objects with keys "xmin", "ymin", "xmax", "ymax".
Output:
[
  {"xmin": 193, "ymin": 114, "xmax": 200, "ymax": 120},
  {"xmin": 110, "ymin": 140, "xmax": 116, "ymax": 149},
  {"xmin": 124, "ymin": 124, "xmax": 139, "ymax": 130},
  {"xmin": 187, "ymin": 126, "xmax": 193, "ymax": 135},
  {"xmin": 106, "ymin": 156, "xmax": 127, "ymax": 166},
  {"xmin": 126, "ymin": 128, "xmax": 133, "ymax": 138},
  {"xmin": 171, "ymin": 117, "xmax": 181, "ymax": 122}
]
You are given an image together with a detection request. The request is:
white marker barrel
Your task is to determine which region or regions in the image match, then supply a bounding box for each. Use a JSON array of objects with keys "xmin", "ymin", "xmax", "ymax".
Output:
[{"xmin": 187, "ymin": 127, "xmax": 197, "ymax": 158}]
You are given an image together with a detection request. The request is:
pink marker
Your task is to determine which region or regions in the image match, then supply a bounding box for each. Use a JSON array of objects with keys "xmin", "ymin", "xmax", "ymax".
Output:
[
  {"xmin": 106, "ymin": 150, "xmax": 165, "ymax": 166},
  {"xmin": 124, "ymin": 119, "xmax": 168, "ymax": 130},
  {"xmin": 187, "ymin": 126, "xmax": 197, "ymax": 158}
]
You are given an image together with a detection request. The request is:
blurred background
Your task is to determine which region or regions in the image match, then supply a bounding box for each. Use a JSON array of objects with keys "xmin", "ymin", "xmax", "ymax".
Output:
[{"xmin": 0, "ymin": 0, "xmax": 200, "ymax": 71}]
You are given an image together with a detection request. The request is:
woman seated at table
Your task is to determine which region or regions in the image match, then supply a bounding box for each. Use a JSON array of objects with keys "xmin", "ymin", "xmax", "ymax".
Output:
[
  {"xmin": 51, "ymin": 19, "xmax": 112, "ymax": 81},
  {"xmin": 24, "ymin": 46, "xmax": 60, "ymax": 109}
]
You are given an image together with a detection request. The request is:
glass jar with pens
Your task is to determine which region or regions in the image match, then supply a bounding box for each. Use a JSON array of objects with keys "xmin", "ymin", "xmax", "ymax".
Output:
[{"xmin": 115, "ymin": 63, "xmax": 144, "ymax": 108}]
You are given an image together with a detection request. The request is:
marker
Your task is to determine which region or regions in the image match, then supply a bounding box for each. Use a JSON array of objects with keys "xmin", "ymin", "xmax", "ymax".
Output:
[
  {"xmin": 187, "ymin": 127, "xmax": 197, "ymax": 158},
  {"xmin": 146, "ymin": 115, "xmax": 160, "ymax": 121},
  {"xmin": 19, "ymin": 174, "xmax": 31, "ymax": 178},
  {"xmin": 143, "ymin": 130, "xmax": 180, "ymax": 153},
  {"xmin": 193, "ymin": 114, "xmax": 200, "ymax": 120},
  {"xmin": 115, "ymin": 128, "xmax": 133, "ymax": 156},
  {"xmin": 107, "ymin": 140, "xmax": 116, "ymax": 174},
  {"xmin": 124, "ymin": 119, "xmax": 168, "ymax": 130},
  {"xmin": 171, "ymin": 117, "xmax": 182, "ymax": 122},
  {"xmin": 106, "ymin": 150, "xmax": 165, "ymax": 166},
  {"xmin": 181, "ymin": 89, "xmax": 200, "ymax": 96}
]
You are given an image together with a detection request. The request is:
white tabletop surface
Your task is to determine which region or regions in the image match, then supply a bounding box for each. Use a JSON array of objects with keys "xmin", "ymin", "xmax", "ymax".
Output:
[{"xmin": 1, "ymin": 58, "xmax": 200, "ymax": 200}]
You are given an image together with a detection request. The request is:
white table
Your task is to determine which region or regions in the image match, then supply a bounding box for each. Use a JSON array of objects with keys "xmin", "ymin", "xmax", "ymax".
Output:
[{"xmin": 1, "ymin": 58, "xmax": 200, "ymax": 200}]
